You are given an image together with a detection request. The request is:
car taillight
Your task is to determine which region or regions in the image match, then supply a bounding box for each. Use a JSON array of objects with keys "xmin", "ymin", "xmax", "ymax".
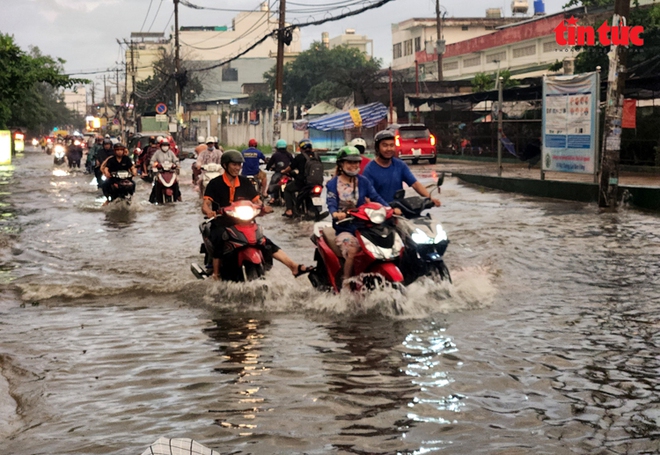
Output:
[
  {"xmin": 430, "ymin": 134, "xmax": 436, "ymax": 146},
  {"xmin": 395, "ymin": 135, "xmax": 400, "ymax": 147},
  {"xmin": 312, "ymin": 185, "xmax": 323, "ymax": 195}
]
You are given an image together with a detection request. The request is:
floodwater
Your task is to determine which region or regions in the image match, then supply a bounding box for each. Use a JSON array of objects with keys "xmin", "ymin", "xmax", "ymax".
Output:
[{"xmin": 0, "ymin": 149, "xmax": 659, "ymax": 455}]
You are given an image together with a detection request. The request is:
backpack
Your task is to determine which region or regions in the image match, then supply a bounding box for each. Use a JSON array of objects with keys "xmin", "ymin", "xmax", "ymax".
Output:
[{"xmin": 303, "ymin": 152, "xmax": 324, "ymax": 185}]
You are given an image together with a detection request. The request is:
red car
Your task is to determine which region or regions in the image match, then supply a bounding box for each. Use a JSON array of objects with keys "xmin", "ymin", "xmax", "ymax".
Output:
[{"xmin": 392, "ymin": 124, "xmax": 437, "ymax": 165}]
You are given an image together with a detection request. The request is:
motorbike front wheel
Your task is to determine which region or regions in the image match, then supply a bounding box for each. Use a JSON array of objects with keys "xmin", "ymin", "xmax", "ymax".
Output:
[{"xmin": 430, "ymin": 262, "xmax": 452, "ymax": 284}]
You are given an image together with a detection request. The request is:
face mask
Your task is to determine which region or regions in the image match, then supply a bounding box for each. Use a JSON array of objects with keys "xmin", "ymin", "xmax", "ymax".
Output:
[
  {"xmin": 343, "ymin": 168, "xmax": 359, "ymax": 177},
  {"xmin": 207, "ymin": 145, "xmax": 214, "ymax": 151},
  {"xmin": 161, "ymin": 146, "xmax": 170, "ymax": 152}
]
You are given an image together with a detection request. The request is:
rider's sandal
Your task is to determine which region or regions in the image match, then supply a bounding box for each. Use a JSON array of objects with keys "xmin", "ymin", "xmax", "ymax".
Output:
[{"xmin": 294, "ymin": 265, "xmax": 314, "ymax": 278}]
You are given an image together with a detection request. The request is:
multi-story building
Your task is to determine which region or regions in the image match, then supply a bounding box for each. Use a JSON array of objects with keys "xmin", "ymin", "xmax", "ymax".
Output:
[
  {"xmin": 324, "ymin": 29, "xmax": 373, "ymax": 57},
  {"xmin": 125, "ymin": 32, "xmax": 170, "ymax": 94},
  {"xmin": 392, "ymin": 14, "xmax": 523, "ymax": 78},
  {"xmin": 63, "ymin": 86, "xmax": 87, "ymax": 118}
]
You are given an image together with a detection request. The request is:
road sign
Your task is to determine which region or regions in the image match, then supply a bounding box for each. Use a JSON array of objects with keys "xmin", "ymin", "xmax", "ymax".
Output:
[
  {"xmin": 155, "ymin": 103, "xmax": 168, "ymax": 115},
  {"xmin": 155, "ymin": 114, "xmax": 168, "ymax": 122},
  {"xmin": 112, "ymin": 118, "xmax": 120, "ymax": 125}
]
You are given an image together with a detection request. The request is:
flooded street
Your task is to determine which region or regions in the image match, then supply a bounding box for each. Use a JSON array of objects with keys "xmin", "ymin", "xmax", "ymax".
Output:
[{"xmin": 1, "ymin": 148, "xmax": 659, "ymax": 454}]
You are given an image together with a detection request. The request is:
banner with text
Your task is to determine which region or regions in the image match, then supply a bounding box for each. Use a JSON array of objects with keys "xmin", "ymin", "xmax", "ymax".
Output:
[{"xmin": 542, "ymin": 72, "xmax": 598, "ymax": 174}]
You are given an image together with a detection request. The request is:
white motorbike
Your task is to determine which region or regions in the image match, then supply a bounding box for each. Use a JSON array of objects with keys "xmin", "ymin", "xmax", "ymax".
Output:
[
  {"xmin": 53, "ymin": 144, "xmax": 66, "ymax": 165},
  {"xmin": 153, "ymin": 160, "xmax": 179, "ymax": 204},
  {"xmin": 199, "ymin": 163, "xmax": 223, "ymax": 197}
]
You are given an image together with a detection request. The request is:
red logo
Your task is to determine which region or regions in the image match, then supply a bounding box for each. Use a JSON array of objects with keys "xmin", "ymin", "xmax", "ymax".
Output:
[{"xmin": 554, "ymin": 16, "xmax": 644, "ymax": 46}]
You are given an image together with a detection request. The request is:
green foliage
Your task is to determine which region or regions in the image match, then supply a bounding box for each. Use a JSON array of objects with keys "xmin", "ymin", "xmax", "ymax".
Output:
[
  {"xmin": 248, "ymin": 91, "xmax": 273, "ymax": 110},
  {"xmin": 471, "ymin": 69, "xmax": 520, "ymax": 92},
  {"xmin": 264, "ymin": 42, "xmax": 382, "ymax": 106},
  {"xmin": 0, "ymin": 34, "xmax": 87, "ymax": 130},
  {"xmin": 134, "ymin": 50, "xmax": 203, "ymax": 114}
]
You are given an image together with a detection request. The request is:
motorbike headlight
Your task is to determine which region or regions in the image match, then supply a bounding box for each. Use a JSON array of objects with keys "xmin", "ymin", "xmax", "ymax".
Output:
[
  {"xmin": 434, "ymin": 224, "xmax": 447, "ymax": 243},
  {"xmin": 365, "ymin": 207, "xmax": 387, "ymax": 224},
  {"xmin": 411, "ymin": 228, "xmax": 433, "ymax": 245},
  {"xmin": 228, "ymin": 206, "xmax": 258, "ymax": 221}
]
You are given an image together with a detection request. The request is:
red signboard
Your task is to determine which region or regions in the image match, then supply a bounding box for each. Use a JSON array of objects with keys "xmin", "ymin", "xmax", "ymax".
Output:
[{"xmin": 622, "ymin": 99, "xmax": 637, "ymax": 129}]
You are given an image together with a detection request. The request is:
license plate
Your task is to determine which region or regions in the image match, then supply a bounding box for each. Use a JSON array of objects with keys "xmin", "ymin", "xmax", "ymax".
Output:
[
  {"xmin": 312, "ymin": 197, "xmax": 322, "ymax": 206},
  {"xmin": 412, "ymin": 148, "xmax": 421, "ymax": 156}
]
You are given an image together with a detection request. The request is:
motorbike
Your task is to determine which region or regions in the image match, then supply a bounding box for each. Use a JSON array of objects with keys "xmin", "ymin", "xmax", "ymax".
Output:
[
  {"xmin": 151, "ymin": 161, "xmax": 179, "ymax": 204},
  {"xmin": 295, "ymin": 183, "xmax": 328, "ymax": 221},
  {"xmin": 191, "ymin": 200, "xmax": 272, "ymax": 282},
  {"xmin": 53, "ymin": 144, "xmax": 66, "ymax": 165},
  {"xmin": 246, "ymin": 175, "xmax": 262, "ymax": 197},
  {"xmin": 307, "ymin": 202, "xmax": 405, "ymax": 293},
  {"xmin": 45, "ymin": 139, "xmax": 54, "ymax": 155},
  {"xmin": 107, "ymin": 170, "xmax": 135, "ymax": 204},
  {"xmin": 199, "ymin": 163, "xmax": 223, "ymax": 197},
  {"xmin": 389, "ymin": 174, "xmax": 451, "ymax": 285},
  {"xmin": 267, "ymin": 172, "xmax": 287, "ymax": 206}
]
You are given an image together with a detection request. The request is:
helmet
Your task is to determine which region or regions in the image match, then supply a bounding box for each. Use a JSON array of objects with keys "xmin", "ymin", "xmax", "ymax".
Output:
[
  {"xmin": 248, "ymin": 138, "xmax": 258, "ymax": 147},
  {"xmin": 197, "ymin": 136, "xmax": 205, "ymax": 144},
  {"xmin": 374, "ymin": 129, "xmax": 396, "ymax": 155},
  {"xmin": 275, "ymin": 139, "xmax": 287, "ymax": 149},
  {"xmin": 113, "ymin": 142, "xmax": 125, "ymax": 149},
  {"xmin": 349, "ymin": 138, "xmax": 367, "ymax": 153},
  {"xmin": 337, "ymin": 146, "xmax": 362, "ymax": 163},
  {"xmin": 205, "ymin": 136, "xmax": 214, "ymax": 144},
  {"xmin": 299, "ymin": 139, "xmax": 313, "ymax": 152},
  {"xmin": 103, "ymin": 138, "xmax": 113, "ymax": 146},
  {"xmin": 156, "ymin": 135, "xmax": 164, "ymax": 144},
  {"xmin": 220, "ymin": 150, "xmax": 244, "ymax": 167},
  {"xmin": 160, "ymin": 139, "xmax": 170, "ymax": 146},
  {"xmin": 149, "ymin": 136, "xmax": 156, "ymax": 144}
]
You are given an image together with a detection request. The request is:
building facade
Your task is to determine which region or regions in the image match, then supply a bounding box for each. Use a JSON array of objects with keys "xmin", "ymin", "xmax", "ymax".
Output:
[{"xmin": 326, "ymin": 29, "xmax": 373, "ymax": 57}]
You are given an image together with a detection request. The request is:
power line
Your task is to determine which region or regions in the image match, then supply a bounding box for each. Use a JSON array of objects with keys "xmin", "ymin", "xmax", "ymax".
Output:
[
  {"xmin": 163, "ymin": 11, "xmax": 174, "ymax": 33},
  {"xmin": 147, "ymin": 0, "xmax": 165, "ymax": 33},
  {"xmin": 180, "ymin": 10, "xmax": 274, "ymax": 51},
  {"xmin": 139, "ymin": 0, "xmax": 155, "ymax": 32}
]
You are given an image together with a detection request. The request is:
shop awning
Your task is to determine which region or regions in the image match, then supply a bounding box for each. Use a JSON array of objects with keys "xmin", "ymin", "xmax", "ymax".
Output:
[{"xmin": 308, "ymin": 102, "xmax": 389, "ymax": 131}]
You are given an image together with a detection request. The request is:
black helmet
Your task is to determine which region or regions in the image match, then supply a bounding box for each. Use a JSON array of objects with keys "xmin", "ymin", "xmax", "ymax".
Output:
[
  {"xmin": 220, "ymin": 150, "xmax": 244, "ymax": 168},
  {"xmin": 374, "ymin": 129, "xmax": 396, "ymax": 156},
  {"xmin": 299, "ymin": 139, "xmax": 313, "ymax": 152},
  {"xmin": 103, "ymin": 138, "xmax": 113, "ymax": 146},
  {"xmin": 113, "ymin": 142, "xmax": 125, "ymax": 149}
]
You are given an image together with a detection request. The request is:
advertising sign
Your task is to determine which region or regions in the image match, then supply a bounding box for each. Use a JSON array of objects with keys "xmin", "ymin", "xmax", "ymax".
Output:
[{"xmin": 542, "ymin": 72, "xmax": 599, "ymax": 174}]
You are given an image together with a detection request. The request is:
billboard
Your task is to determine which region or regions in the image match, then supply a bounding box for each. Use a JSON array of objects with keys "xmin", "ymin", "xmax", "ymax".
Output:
[{"xmin": 542, "ymin": 72, "xmax": 599, "ymax": 174}]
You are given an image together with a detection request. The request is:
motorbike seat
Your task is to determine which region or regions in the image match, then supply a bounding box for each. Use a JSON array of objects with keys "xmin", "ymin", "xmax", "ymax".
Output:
[{"xmin": 322, "ymin": 226, "xmax": 343, "ymax": 258}]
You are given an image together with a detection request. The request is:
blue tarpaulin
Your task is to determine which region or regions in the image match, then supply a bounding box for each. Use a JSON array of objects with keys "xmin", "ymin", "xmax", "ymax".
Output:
[{"xmin": 308, "ymin": 102, "xmax": 388, "ymax": 131}]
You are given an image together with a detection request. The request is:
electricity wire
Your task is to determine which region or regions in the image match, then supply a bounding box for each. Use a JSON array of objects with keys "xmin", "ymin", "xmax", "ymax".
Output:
[
  {"xmin": 147, "ymin": 0, "xmax": 165, "ymax": 33},
  {"xmin": 139, "ymin": 0, "xmax": 155, "ymax": 32}
]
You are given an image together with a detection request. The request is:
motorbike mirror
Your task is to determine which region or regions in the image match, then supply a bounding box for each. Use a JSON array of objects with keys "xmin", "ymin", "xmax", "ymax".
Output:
[
  {"xmin": 393, "ymin": 189, "xmax": 405, "ymax": 200},
  {"xmin": 437, "ymin": 172, "xmax": 445, "ymax": 187}
]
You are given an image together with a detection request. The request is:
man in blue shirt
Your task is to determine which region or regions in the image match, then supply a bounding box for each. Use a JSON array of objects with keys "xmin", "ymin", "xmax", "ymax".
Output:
[
  {"xmin": 241, "ymin": 138, "xmax": 268, "ymax": 198},
  {"xmin": 362, "ymin": 130, "xmax": 441, "ymax": 206}
]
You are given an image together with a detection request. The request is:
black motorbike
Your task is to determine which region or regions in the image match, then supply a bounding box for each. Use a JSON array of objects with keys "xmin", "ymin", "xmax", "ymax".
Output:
[
  {"xmin": 291, "ymin": 182, "xmax": 328, "ymax": 221},
  {"xmin": 389, "ymin": 174, "xmax": 451, "ymax": 285},
  {"xmin": 107, "ymin": 171, "xmax": 135, "ymax": 204}
]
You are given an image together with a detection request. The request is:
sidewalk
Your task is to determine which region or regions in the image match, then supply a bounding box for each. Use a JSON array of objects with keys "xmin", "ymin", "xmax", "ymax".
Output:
[{"xmin": 439, "ymin": 158, "xmax": 660, "ymax": 211}]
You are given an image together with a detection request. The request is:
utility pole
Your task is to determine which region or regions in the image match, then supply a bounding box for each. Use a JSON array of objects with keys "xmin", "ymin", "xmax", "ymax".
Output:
[
  {"xmin": 599, "ymin": 0, "xmax": 630, "ymax": 208},
  {"xmin": 272, "ymin": 0, "xmax": 286, "ymax": 145},
  {"xmin": 103, "ymin": 75, "xmax": 108, "ymax": 118},
  {"xmin": 497, "ymin": 76, "xmax": 503, "ymax": 177},
  {"xmin": 435, "ymin": 0, "xmax": 444, "ymax": 81},
  {"xmin": 388, "ymin": 67, "xmax": 393, "ymax": 125},
  {"xmin": 174, "ymin": 0, "xmax": 181, "ymax": 134}
]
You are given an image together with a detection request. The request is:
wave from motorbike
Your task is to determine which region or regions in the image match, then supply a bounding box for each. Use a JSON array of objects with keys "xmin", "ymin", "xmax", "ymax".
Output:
[
  {"xmin": 151, "ymin": 161, "xmax": 179, "ymax": 204},
  {"xmin": 191, "ymin": 200, "xmax": 272, "ymax": 282},
  {"xmin": 390, "ymin": 174, "xmax": 451, "ymax": 285},
  {"xmin": 53, "ymin": 144, "xmax": 66, "ymax": 165},
  {"xmin": 308, "ymin": 202, "xmax": 405, "ymax": 294}
]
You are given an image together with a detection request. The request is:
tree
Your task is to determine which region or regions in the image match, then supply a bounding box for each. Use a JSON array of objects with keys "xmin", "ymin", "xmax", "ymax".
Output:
[
  {"xmin": 471, "ymin": 69, "xmax": 520, "ymax": 92},
  {"xmin": 0, "ymin": 34, "xmax": 87, "ymax": 130},
  {"xmin": 264, "ymin": 42, "xmax": 382, "ymax": 106},
  {"xmin": 134, "ymin": 49, "xmax": 204, "ymax": 115}
]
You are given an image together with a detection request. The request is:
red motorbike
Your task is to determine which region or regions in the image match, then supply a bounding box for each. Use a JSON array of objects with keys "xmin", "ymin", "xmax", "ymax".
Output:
[
  {"xmin": 151, "ymin": 161, "xmax": 179, "ymax": 204},
  {"xmin": 307, "ymin": 202, "xmax": 405, "ymax": 293},
  {"xmin": 191, "ymin": 200, "xmax": 271, "ymax": 281}
]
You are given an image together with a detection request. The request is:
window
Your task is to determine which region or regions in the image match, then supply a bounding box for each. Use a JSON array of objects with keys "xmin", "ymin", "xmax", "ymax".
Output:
[
  {"xmin": 543, "ymin": 41, "xmax": 560, "ymax": 53},
  {"xmin": 463, "ymin": 55, "xmax": 481, "ymax": 67},
  {"xmin": 462, "ymin": 25, "xmax": 469, "ymax": 31},
  {"xmin": 404, "ymin": 39, "xmax": 413, "ymax": 56},
  {"xmin": 486, "ymin": 51, "xmax": 506, "ymax": 63},
  {"xmin": 443, "ymin": 61, "xmax": 458, "ymax": 71},
  {"xmin": 513, "ymin": 44, "xmax": 536, "ymax": 58},
  {"xmin": 414, "ymin": 36, "xmax": 421, "ymax": 52},
  {"xmin": 222, "ymin": 65, "xmax": 238, "ymax": 81},
  {"xmin": 393, "ymin": 43, "xmax": 402, "ymax": 59}
]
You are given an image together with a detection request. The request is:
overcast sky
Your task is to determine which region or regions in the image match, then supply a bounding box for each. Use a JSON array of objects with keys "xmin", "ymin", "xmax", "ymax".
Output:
[{"xmin": 1, "ymin": 0, "xmax": 569, "ymax": 85}]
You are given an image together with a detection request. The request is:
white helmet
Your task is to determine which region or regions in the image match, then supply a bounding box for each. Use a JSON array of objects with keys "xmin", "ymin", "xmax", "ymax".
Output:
[
  {"xmin": 156, "ymin": 135, "xmax": 164, "ymax": 144},
  {"xmin": 349, "ymin": 137, "xmax": 367, "ymax": 153},
  {"xmin": 205, "ymin": 136, "xmax": 215, "ymax": 144},
  {"xmin": 197, "ymin": 136, "xmax": 205, "ymax": 144}
]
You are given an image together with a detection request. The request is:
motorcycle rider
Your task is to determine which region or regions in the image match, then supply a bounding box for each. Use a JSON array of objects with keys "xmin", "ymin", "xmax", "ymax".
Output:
[
  {"xmin": 137, "ymin": 136, "xmax": 159, "ymax": 177},
  {"xmin": 281, "ymin": 138, "xmax": 315, "ymax": 218},
  {"xmin": 348, "ymin": 137, "xmax": 370, "ymax": 175},
  {"xmin": 149, "ymin": 139, "xmax": 181, "ymax": 203},
  {"xmin": 362, "ymin": 130, "xmax": 441, "ymax": 206},
  {"xmin": 265, "ymin": 139, "xmax": 293, "ymax": 204},
  {"xmin": 94, "ymin": 138, "xmax": 114, "ymax": 188},
  {"xmin": 327, "ymin": 146, "xmax": 388, "ymax": 286},
  {"xmin": 194, "ymin": 136, "xmax": 223, "ymax": 189},
  {"xmin": 100, "ymin": 142, "xmax": 136, "ymax": 205},
  {"xmin": 86, "ymin": 136, "xmax": 103, "ymax": 174},
  {"xmin": 202, "ymin": 150, "xmax": 313, "ymax": 281},
  {"xmin": 66, "ymin": 136, "xmax": 83, "ymax": 169},
  {"xmin": 241, "ymin": 138, "xmax": 268, "ymax": 199}
]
